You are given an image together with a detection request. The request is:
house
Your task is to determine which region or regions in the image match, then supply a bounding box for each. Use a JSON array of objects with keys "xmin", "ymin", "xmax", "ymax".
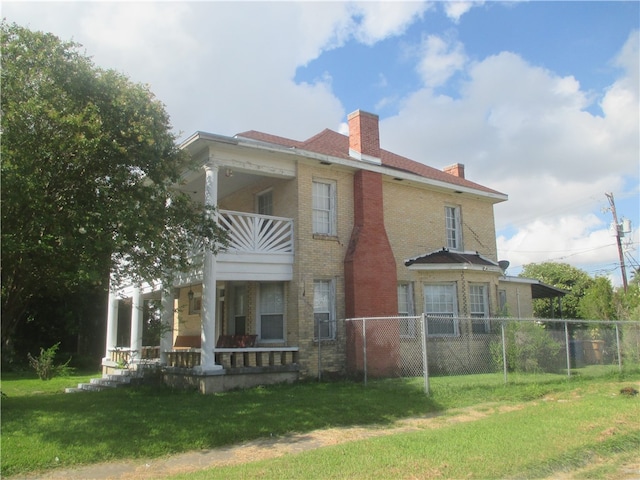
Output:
[{"xmin": 102, "ymin": 110, "xmax": 563, "ymax": 392}]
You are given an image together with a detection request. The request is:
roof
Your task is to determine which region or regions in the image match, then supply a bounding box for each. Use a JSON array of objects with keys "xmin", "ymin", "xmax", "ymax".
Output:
[
  {"xmin": 499, "ymin": 276, "xmax": 568, "ymax": 299},
  {"xmin": 236, "ymin": 129, "xmax": 504, "ymax": 197},
  {"xmin": 404, "ymin": 249, "xmax": 501, "ymax": 269}
]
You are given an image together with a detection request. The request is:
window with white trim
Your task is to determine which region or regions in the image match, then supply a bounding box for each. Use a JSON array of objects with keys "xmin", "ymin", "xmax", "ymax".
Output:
[
  {"xmin": 398, "ymin": 283, "xmax": 415, "ymax": 338},
  {"xmin": 445, "ymin": 205, "xmax": 462, "ymax": 251},
  {"xmin": 498, "ymin": 289, "xmax": 508, "ymax": 316},
  {"xmin": 259, "ymin": 282, "xmax": 284, "ymax": 341},
  {"xmin": 469, "ymin": 283, "xmax": 490, "ymax": 333},
  {"xmin": 424, "ymin": 283, "xmax": 458, "ymax": 336},
  {"xmin": 314, "ymin": 280, "xmax": 335, "ymax": 340},
  {"xmin": 313, "ymin": 180, "xmax": 336, "ymax": 235},
  {"xmin": 257, "ymin": 189, "xmax": 273, "ymax": 216},
  {"xmin": 230, "ymin": 284, "xmax": 247, "ymax": 335}
]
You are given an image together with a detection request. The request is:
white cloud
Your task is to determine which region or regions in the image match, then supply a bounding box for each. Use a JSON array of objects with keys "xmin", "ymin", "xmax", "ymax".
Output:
[
  {"xmin": 443, "ymin": 1, "xmax": 484, "ymax": 23},
  {"xmin": 350, "ymin": 2, "xmax": 431, "ymax": 45},
  {"xmin": 417, "ymin": 35, "xmax": 467, "ymax": 87},
  {"xmin": 382, "ymin": 32, "xmax": 639, "ymax": 280}
]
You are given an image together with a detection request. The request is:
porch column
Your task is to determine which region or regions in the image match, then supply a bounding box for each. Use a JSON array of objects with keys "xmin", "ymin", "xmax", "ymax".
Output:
[
  {"xmin": 159, "ymin": 286, "xmax": 174, "ymax": 365},
  {"xmin": 104, "ymin": 289, "xmax": 119, "ymax": 362},
  {"xmin": 130, "ymin": 286, "xmax": 144, "ymax": 362},
  {"xmin": 199, "ymin": 160, "xmax": 222, "ymax": 372}
]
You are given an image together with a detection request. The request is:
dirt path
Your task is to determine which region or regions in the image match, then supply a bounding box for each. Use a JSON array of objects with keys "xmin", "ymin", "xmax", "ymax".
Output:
[{"xmin": 17, "ymin": 400, "xmax": 640, "ymax": 480}]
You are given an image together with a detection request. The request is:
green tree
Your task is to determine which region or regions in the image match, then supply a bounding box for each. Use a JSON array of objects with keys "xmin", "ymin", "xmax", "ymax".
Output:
[
  {"xmin": 520, "ymin": 262, "xmax": 594, "ymax": 319},
  {"xmin": 1, "ymin": 23, "xmax": 226, "ymax": 354},
  {"xmin": 614, "ymin": 275, "xmax": 640, "ymax": 321},
  {"xmin": 578, "ymin": 276, "xmax": 616, "ymax": 320}
]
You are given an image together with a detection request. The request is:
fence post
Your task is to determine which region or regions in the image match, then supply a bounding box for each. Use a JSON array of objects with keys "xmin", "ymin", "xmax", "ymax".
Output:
[
  {"xmin": 363, "ymin": 318, "xmax": 367, "ymax": 387},
  {"xmin": 501, "ymin": 321, "xmax": 508, "ymax": 385},
  {"xmin": 420, "ymin": 313, "xmax": 430, "ymax": 395},
  {"xmin": 317, "ymin": 316, "xmax": 322, "ymax": 382},
  {"xmin": 615, "ymin": 323, "xmax": 622, "ymax": 373},
  {"xmin": 564, "ymin": 321, "xmax": 571, "ymax": 378}
]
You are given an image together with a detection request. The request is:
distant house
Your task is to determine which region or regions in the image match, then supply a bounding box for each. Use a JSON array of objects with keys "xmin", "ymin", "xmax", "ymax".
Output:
[{"xmin": 103, "ymin": 110, "xmax": 563, "ymax": 392}]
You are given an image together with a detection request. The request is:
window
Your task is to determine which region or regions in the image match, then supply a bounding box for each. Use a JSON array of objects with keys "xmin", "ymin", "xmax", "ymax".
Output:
[
  {"xmin": 231, "ymin": 284, "xmax": 247, "ymax": 335},
  {"xmin": 313, "ymin": 180, "xmax": 336, "ymax": 235},
  {"xmin": 314, "ymin": 280, "xmax": 335, "ymax": 340},
  {"xmin": 259, "ymin": 283, "xmax": 284, "ymax": 341},
  {"xmin": 498, "ymin": 289, "xmax": 508, "ymax": 316},
  {"xmin": 257, "ymin": 190, "xmax": 273, "ymax": 216},
  {"xmin": 424, "ymin": 283, "xmax": 458, "ymax": 336},
  {"xmin": 469, "ymin": 284, "xmax": 490, "ymax": 333},
  {"xmin": 398, "ymin": 283, "xmax": 415, "ymax": 338},
  {"xmin": 188, "ymin": 293, "xmax": 202, "ymax": 315},
  {"xmin": 445, "ymin": 206, "xmax": 462, "ymax": 251}
]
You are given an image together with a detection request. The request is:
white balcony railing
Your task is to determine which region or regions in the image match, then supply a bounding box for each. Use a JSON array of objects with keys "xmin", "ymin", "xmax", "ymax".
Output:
[{"xmin": 218, "ymin": 210, "xmax": 293, "ymax": 254}]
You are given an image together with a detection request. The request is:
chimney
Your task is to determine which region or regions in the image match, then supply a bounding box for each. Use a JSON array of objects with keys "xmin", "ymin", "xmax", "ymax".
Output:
[
  {"xmin": 444, "ymin": 163, "xmax": 465, "ymax": 179},
  {"xmin": 348, "ymin": 110, "xmax": 381, "ymax": 164}
]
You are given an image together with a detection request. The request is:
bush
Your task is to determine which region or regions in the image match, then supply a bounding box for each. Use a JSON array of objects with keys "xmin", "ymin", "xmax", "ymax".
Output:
[
  {"xmin": 27, "ymin": 342, "xmax": 74, "ymax": 380},
  {"xmin": 491, "ymin": 321, "xmax": 563, "ymax": 373}
]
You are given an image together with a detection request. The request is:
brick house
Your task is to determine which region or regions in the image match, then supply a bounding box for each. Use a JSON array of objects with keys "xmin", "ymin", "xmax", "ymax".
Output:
[{"xmin": 103, "ymin": 110, "xmax": 561, "ymax": 392}]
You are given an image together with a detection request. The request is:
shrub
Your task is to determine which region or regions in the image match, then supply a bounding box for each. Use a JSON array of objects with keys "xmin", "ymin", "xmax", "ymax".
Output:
[
  {"xmin": 27, "ymin": 343, "xmax": 74, "ymax": 380},
  {"xmin": 491, "ymin": 321, "xmax": 563, "ymax": 373}
]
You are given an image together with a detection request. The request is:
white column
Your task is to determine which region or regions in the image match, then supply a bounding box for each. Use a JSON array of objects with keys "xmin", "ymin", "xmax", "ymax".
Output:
[
  {"xmin": 104, "ymin": 289, "xmax": 119, "ymax": 362},
  {"xmin": 159, "ymin": 286, "xmax": 174, "ymax": 365},
  {"xmin": 199, "ymin": 160, "xmax": 222, "ymax": 371},
  {"xmin": 130, "ymin": 286, "xmax": 144, "ymax": 362}
]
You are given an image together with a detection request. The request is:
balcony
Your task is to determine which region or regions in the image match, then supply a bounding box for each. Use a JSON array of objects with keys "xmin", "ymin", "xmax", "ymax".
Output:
[{"xmin": 182, "ymin": 210, "xmax": 295, "ymax": 283}]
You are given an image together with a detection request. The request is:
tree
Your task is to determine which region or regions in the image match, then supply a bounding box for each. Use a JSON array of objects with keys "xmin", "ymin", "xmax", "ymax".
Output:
[
  {"xmin": 578, "ymin": 276, "xmax": 616, "ymax": 320},
  {"xmin": 1, "ymin": 23, "xmax": 226, "ymax": 355},
  {"xmin": 520, "ymin": 262, "xmax": 594, "ymax": 319}
]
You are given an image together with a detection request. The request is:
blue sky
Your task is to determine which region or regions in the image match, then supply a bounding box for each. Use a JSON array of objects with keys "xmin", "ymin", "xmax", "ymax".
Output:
[{"xmin": 4, "ymin": 1, "xmax": 639, "ymax": 286}]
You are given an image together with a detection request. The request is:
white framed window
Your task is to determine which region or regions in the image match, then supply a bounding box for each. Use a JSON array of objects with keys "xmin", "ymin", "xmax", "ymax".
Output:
[
  {"xmin": 257, "ymin": 189, "xmax": 273, "ymax": 216},
  {"xmin": 258, "ymin": 282, "xmax": 284, "ymax": 342},
  {"xmin": 445, "ymin": 205, "xmax": 462, "ymax": 251},
  {"xmin": 424, "ymin": 283, "xmax": 458, "ymax": 336},
  {"xmin": 313, "ymin": 180, "xmax": 336, "ymax": 235},
  {"xmin": 398, "ymin": 283, "xmax": 415, "ymax": 338},
  {"xmin": 230, "ymin": 284, "xmax": 247, "ymax": 335},
  {"xmin": 469, "ymin": 283, "xmax": 490, "ymax": 334},
  {"xmin": 498, "ymin": 289, "xmax": 508, "ymax": 316},
  {"xmin": 314, "ymin": 280, "xmax": 335, "ymax": 340},
  {"xmin": 188, "ymin": 293, "xmax": 202, "ymax": 315}
]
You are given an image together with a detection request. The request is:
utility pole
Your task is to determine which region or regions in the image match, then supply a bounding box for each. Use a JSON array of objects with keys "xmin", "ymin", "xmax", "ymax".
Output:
[{"xmin": 605, "ymin": 192, "xmax": 628, "ymax": 292}]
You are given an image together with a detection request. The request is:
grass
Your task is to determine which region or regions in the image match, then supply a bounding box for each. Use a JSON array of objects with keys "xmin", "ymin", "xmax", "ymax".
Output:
[{"xmin": 1, "ymin": 370, "xmax": 639, "ymax": 478}]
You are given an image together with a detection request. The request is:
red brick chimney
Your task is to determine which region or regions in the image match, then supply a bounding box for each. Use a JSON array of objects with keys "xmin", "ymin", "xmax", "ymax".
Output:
[
  {"xmin": 348, "ymin": 110, "xmax": 381, "ymax": 164},
  {"xmin": 344, "ymin": 110, "xmax": 400, "ymax": 377},
  {"xmin": 344, "ymin": 110, "xmax": 397, "ymax": 318},
  {"xmin": 443, "ymin": 163, "xmax": 465, "ymax": 178}
]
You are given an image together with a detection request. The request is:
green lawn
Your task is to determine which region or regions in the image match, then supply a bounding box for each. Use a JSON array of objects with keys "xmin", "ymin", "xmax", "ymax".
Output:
[{"xmin": 1, "ymin": 370, "xmax": 638, "ymax": 478}]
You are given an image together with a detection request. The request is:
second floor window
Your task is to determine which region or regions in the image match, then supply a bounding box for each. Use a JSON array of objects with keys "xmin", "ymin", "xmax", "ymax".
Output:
[
  {"xmin": 445, "ymin": 205, "xmax": 462, "ymax": 250},
  {"xmin": 313, "ymin": 180, "xmax": 336, "ymax": 235},
  {"xmin": 257, "ymin": 190, "xmax": 273, "ymax": 216}
]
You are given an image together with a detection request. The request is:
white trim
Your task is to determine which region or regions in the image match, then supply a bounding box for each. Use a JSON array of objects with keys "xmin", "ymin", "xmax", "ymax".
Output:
[
  {"xmin": 181, "ymin": 131, "xmax": 507, "ymax": 203},
  {"xmin": 348, "ymin": 148, "xmax": 382, "ymax": 165}
]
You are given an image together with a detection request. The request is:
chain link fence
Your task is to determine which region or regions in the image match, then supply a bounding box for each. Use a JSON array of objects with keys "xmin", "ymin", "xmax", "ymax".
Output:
[{"xmin": 345, "ymin": 316, "xmax": 640, "ymax": 394}]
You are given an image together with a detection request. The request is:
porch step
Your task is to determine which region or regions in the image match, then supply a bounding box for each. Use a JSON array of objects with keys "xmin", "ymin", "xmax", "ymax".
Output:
[{"xmin": 65, "ymin": 370, "xmax": 140, "ymax": 393}]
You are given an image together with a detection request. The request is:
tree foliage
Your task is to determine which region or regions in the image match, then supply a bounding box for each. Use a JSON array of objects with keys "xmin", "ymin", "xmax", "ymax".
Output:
[
  {"xmin": 578, "ymin": 276, "xmax": 616, "ymax": 320},
  {"xmin": 519, "ymin": 262, "xmax": 594, "ymax": 319},
  {"xmin": 1, "ymin": 23, "xmax": 226, "ymax": 351}
]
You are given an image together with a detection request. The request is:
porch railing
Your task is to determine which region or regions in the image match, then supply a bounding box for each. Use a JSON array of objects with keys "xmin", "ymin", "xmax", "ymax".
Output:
[
  {"xmin": 219, "ymin": 210, "xmax": 293, "ymax": 254},
  {"xmin": 165, "ymin": 347, "xmax": 299, "ymax": 370}
]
